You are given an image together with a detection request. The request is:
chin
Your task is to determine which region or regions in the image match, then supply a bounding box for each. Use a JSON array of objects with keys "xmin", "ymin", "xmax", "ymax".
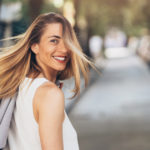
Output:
[{"xmin": 55, "ymin": 66, "xmax": 66, "ymax": 71}]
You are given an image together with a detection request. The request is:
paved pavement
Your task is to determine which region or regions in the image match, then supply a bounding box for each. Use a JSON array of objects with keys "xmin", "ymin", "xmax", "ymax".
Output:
[{"xmin": 68, "ymin": 55, "xmax": 150, "ymax": 150}]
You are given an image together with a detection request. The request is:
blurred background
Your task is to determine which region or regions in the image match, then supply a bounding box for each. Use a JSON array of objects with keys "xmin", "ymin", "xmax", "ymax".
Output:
[{"xmin": 1, "ymin": 0, "xmax": 150, "ymax": 149}]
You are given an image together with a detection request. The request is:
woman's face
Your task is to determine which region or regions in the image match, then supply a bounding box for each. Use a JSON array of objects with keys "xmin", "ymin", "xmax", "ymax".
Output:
[{"xmin": 32, "ymin": 23, "xmax": 71, "ymax": 74}]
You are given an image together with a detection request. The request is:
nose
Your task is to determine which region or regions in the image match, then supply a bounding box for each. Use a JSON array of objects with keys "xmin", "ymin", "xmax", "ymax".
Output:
[{"xmin": 58, "ymin": 41, "xmax": 68, "ymax": 53}]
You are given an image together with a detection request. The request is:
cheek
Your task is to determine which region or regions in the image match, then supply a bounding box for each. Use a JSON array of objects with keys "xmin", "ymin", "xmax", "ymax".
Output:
[
  {"xmin": 38, "ymin": 49, "xmax": 48, "ymax": 61},
  {"xmin": 39, "ymin": 46, "xmax": 56, "ymax": 59}
]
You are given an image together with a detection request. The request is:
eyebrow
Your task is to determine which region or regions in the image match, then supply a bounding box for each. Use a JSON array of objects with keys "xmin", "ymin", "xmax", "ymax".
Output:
[{"xmin": 48, "ymin": 35, "xmax": 61, "ymax": 39}]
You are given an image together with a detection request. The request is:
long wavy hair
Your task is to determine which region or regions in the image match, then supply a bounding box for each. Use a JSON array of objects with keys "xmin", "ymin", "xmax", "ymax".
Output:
[{"xmin": 0, "ymin": 12, "xmax": 94, "ymax": 99}]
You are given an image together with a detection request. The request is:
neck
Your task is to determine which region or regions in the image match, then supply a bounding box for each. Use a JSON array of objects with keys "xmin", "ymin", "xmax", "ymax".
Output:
[
  {"xmin": 42, "ymin": 68, "xmax": 58, "ymax": 83},
  {"xmin": 28, "ymin": 67, "xmax": 58, "ymax": 83}
]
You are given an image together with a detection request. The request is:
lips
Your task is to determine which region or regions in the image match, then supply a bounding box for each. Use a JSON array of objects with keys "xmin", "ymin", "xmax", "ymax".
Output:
[{"xmin": 53, "ymin": 56, "xmax": 67, "ymax": 63}]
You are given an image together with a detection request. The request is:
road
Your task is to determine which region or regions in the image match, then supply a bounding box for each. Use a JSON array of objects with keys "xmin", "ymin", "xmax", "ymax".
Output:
[{"xmin": 68, "ymin": 55, "xmax": 150, "ymax": 150}]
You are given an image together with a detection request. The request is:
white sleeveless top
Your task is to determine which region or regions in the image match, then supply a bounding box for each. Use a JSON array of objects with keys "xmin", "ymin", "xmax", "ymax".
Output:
[{"xmin": 3, "ymin": 77, "xmax": 79, "ymax": 150}]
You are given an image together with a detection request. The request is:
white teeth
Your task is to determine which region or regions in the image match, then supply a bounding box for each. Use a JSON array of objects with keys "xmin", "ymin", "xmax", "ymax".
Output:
[{"xmin": 54, "ymin": 57, "xmax": 66, "ymax": 60}]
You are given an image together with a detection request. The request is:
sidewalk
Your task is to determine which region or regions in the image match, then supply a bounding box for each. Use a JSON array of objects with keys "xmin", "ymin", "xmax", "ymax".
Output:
[{"xmin": 68, "ymin": 55, "xmax": 150, "ymax": 150}]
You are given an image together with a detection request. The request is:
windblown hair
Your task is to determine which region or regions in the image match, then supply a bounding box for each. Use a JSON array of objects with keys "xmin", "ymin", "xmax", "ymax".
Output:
[{"xmin": 0, "ymin": 12, "xmax": 94, "ymax": 99}]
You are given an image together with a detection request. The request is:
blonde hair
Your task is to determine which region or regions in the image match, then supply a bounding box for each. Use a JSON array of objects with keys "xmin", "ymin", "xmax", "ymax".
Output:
[{"xmin": 0, "ymin": 12, "xmax": 95, "ymax": 99}]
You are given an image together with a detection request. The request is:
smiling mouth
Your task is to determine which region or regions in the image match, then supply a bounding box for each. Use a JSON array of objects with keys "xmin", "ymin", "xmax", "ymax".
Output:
[{"xmin": 53, "ymin": 56, "xmax": 66, "ymax": 61}]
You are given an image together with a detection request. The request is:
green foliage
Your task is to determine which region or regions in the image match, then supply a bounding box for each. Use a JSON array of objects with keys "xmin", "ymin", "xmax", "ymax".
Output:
[
  {"xmin": 2, "ymin": 0, "xmax": 20, "ymax": 3},
  {"xmin": 40, "ymin": 2, "xmax": 60, "ymax": 15},
  {"xmin": 75, "ymin": 0, "xmax": 150, "ymax": 37},
  {"xmin": 2, "ymin": 0, "xmax": 150, "ymax": 37}
]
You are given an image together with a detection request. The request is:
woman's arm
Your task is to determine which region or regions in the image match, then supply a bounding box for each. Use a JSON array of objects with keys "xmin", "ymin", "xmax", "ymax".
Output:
[{"xmin": 34, "ymin": 82, "xmax": 65, "ymax": 150}]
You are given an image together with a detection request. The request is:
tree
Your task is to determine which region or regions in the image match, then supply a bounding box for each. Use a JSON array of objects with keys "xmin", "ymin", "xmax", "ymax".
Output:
[{"xmin": 29, "ymin": 0, "xmax": 43, "ymax": 21}]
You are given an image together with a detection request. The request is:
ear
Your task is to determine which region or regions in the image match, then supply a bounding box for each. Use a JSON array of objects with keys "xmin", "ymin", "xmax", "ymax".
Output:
[{"xmin": 31, "ymin": 43, "xmax": 39, "ymax": 54}]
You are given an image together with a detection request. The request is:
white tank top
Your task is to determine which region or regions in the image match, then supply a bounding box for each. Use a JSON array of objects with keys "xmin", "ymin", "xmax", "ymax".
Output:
[{"xmin": 3, "ymin": 77, "xmax": 79, "ymax": 150}]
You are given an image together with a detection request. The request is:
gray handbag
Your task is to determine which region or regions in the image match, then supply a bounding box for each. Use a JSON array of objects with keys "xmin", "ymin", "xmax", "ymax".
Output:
[{"xmin": 0, "ymin": 93, "xmax": 18, "ymax": 149}]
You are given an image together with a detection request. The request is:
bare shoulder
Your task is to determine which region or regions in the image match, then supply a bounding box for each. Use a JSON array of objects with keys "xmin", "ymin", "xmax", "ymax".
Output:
[
  {"xmin": 37, "ymin": 81, "xmax": 64, "ymax": 97},
  {"xmin": 34, "ymin": 81, "xmax": 64, "ymax": 102},
  {"xmin": 33, "ymin": 82, "xmax": 65, "ymax": 149},
  {"xmin": 33, "ymin": 81, "xmax": 65, "ymax": 122}
]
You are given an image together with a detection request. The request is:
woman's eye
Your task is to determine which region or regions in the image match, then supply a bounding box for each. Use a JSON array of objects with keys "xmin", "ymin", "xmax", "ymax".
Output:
[{"xmin": 50, "ymin": 39, "xmax": 58, "ymax": 44}]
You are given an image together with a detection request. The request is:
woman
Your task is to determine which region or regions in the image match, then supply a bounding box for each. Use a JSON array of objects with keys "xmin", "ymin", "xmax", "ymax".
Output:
[{"xmin": 0, "ymin": 12, "xmax": 93, "ymax": 150}]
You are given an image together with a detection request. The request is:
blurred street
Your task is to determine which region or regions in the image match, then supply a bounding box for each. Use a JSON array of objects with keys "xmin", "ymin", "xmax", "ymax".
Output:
[{"xmin": 68, "ymin": 55, "xmax": 150, "ymax": 150}]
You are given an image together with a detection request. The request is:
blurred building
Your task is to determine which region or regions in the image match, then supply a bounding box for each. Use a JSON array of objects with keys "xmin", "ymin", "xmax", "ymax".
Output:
[
  {"xmin": 89, "ymin": 35, "xmax": 103, "ymax": 61},
  {"xmin": 0, "ymin": 2, "xmax": 21, "ymax": 46},
  {"xmin": 104, "ymin": 28, "xmax": 127, "ymax": 49}
]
